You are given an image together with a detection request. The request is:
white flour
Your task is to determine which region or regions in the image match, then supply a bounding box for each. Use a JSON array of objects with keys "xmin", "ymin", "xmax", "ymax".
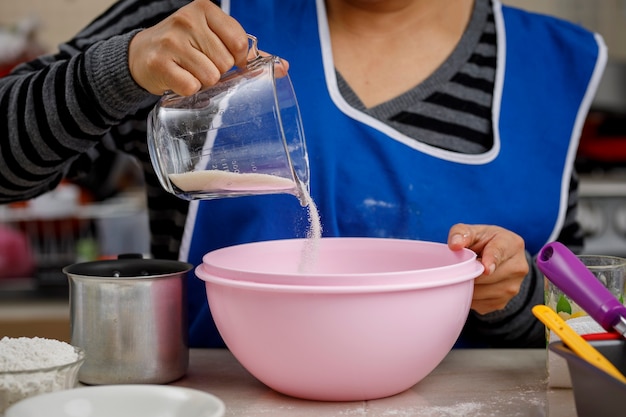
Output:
[
  {"xmin": 298, "ymin": 187, "xmax": 322, "ymax": 273},
  {"xmin": 173, "ymin": 170, "xmax": 323, "ymax": 273},
  {"xmin": 169, "ymin": 170, "xmax": 297, "ymax": 192},
  {"xmin": 172, "ymin": 170, "xmax": 323, "ymax": 273},
  {"xmin": 0, "ymin": 337, "xmax": 81, "ymax": 413}
]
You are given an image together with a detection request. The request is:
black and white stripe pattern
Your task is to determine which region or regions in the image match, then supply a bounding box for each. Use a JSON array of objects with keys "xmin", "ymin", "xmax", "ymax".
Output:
[
  {"xmin": 0, "ymin": 0, "xmax": 194, "ymax": 260},
  {"xmin": 340, "ymin": 0, "xmax": 496, "ymax": 155}
]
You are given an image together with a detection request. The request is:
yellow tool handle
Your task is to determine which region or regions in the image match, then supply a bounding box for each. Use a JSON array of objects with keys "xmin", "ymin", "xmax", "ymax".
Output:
[{"xmin": 532, "ymin": 304, "xmax": 626, "ymax": 384}]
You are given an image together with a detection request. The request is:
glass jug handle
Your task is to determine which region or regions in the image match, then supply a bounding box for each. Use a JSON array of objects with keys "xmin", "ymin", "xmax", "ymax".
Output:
[
  {"xmin": 247, "ymin": 34, "xmax": 260, "ymax": 60},
  {"xmin": 246, "ymin": 34, "xmax": 268, "ymax": 69}
]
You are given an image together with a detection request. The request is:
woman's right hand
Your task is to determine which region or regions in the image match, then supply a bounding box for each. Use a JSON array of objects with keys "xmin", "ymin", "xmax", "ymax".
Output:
[{"xmin": 128, "ymin": 0, "xmax": 249, "ymax": 96}]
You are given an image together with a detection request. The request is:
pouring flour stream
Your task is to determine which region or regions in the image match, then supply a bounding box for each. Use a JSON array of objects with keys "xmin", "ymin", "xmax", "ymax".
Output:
[{"xmin": 171, "ymin": 170, "xmax": 322, "ymax": 273}]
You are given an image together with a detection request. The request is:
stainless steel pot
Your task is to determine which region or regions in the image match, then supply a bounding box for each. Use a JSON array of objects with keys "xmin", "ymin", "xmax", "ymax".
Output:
[{"xmin": 63, "ymin": 255, "xmax": 192, "ymax": 385}]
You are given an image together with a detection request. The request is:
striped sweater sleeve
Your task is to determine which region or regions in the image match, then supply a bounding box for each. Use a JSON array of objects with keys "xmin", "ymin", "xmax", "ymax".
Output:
[{"xmin": 0, "ymin": 0, "xmax": 191, "ymax": 203}]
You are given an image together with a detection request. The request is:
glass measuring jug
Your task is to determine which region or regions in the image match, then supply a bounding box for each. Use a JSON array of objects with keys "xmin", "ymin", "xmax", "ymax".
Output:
[{"xmin": 147, "ymin": 35, "xmax": 310, "ymax": 204}]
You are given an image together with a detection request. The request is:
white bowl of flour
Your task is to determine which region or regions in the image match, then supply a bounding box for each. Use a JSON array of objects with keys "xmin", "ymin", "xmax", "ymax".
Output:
[{"xmin": 0, "ymin": 337, "xmax": 85, "ymax": 414}]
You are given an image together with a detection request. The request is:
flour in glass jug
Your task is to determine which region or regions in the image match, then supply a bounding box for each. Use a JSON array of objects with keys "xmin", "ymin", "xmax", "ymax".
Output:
[
  {"xmin": 169, "ymin": 170, "xmax": 297, "ymax": 193},
  {"xmin": 170, "ymin": 170, "xmax": 322, "ymax": 272}
]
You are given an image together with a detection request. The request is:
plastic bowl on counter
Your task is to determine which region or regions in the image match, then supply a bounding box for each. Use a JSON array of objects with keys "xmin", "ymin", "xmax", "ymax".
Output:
[
  {"xmin": 195, "ymin": 237, "xmax": 484, "ymax": 401},
  {"xmin": 0, "ymin": 338, "xmax": 85, "ymax": 414},
  {"xmin": 549, "ymin": 338, "xmax": 626, "ymax": 417},
  {"xmin": 5, "ymin": 385, "xmax": 225, "ymax": 417}
]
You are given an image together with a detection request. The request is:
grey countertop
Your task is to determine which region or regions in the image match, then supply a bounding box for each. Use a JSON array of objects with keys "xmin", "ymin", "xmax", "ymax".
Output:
[{"xmin": 172, "ymin": 348, "xmax": 577, "ymax": 417}]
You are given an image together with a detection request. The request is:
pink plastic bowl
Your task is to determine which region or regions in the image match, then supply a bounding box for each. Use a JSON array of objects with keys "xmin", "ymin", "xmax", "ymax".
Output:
[{"xmin": 195, "ymin": 237, "xmax": 484, "ymax": 401}]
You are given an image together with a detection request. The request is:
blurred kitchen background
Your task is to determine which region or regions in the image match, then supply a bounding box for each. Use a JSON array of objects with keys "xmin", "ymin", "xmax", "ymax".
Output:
[{"xmin": 1, "ymin": 0, "xmax": 626, "ymax": 339}]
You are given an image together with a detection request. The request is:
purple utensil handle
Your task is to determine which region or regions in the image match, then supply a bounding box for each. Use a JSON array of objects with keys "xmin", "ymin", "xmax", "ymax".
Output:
[{"xmin": 537, "ymin": 241, "xmax": 626, "ymax": 332}]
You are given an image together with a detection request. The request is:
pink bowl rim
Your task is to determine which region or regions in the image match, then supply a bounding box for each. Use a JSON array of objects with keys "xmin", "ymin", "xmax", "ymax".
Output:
[
  {"xmin": 197, "ymin": 238, "xmax": 484, "ymax": 293},
  {"xmin": 199, "ymin": 237, "xmax": 482, "ymax": 282},
  {"xmin": 196, "ymin": 267, "xmax": 481, "ymax": 293}
]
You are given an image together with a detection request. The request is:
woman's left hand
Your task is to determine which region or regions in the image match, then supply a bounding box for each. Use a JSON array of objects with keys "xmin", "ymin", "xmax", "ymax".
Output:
[{"xmin": 447, "ymin": 223, "xmax": 529, "ymax": 315}]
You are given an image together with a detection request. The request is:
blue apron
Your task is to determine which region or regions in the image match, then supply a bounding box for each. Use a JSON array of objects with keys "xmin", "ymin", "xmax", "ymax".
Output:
[{"xmin": 181, "ymin": 0, "xmax": 605, "ymax": 347}]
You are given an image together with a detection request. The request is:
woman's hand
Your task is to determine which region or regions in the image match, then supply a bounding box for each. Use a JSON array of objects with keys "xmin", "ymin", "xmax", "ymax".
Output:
[
  {"xmin": 447, "ymin": 223, "xmax": 529, "ymax": 315},
  {"xmin": 128, "ymin": 0, "xmax": 249, "ymax": 96}
]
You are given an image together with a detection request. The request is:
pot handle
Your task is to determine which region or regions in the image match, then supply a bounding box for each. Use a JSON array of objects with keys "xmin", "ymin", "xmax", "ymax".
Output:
[{"xmin": 117, "ymin": 253, "xmax": 144, "ymax": 260}]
